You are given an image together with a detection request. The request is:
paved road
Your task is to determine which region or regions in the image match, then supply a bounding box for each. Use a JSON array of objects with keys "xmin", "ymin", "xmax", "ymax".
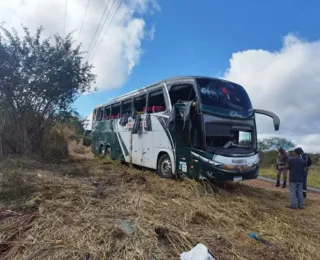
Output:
[{"xmin": 257, "ymin": 176, "xmax": 320, "ymax": 193}]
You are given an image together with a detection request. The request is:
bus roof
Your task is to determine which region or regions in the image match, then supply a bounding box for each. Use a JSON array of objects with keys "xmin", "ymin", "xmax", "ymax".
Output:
[{"xmin": 93, "ymin": 76, "xmax": 234, "ymax": 109}]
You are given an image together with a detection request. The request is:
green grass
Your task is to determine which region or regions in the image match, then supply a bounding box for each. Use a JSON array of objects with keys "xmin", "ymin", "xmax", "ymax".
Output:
[{"xmin": 259, "ymin": 166, "xmax": 320, "ymax": 189}]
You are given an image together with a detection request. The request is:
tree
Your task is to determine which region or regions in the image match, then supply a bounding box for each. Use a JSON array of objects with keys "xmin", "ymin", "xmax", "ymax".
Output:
[
  {"xmin": 258, "ymin": 136, "xmax": 295, "ymax": 152},
  {"xmin": 54, "ymin": 110, "xmax": 85, "ymax": 136},
  {"xmin": 257, "ymin": 140, "xmax": 269, "ymax": 152},
  {"xmin": 0, "ymin": 24, "xmax": 96, "ymax": 156}
]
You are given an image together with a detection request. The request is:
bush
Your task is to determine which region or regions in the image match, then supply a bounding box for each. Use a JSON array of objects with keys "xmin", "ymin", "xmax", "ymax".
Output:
[
  {"xmin": 41, "ymin": 127, "xmax": 68, "ymax": 162},
  {"xmin": 259, "ymin": 150, "xmax": 320, "ymax": 168},
  {"xmin": 259, "ymin": 150, "xmax": 279, "ymax": 167},
  {"xmin": 0, "ymin": 167, "xmax": 37, "ymax": 202},
  {"xmin": 82, "ymin": 131, "xmax": 92, "ymax": 146},
  {"xmin": 82, "ymin": 136, "xmax": 92, "ymax": 146},
  {"xmin": 0, "ymin": 24, "xmax": 95, "ymax": 159}
]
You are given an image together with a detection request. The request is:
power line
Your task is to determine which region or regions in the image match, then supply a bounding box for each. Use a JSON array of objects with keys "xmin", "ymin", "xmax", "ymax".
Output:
[
  {"xmin": 87, "ymin": 0, "xmax": 116, "ymax": 58},
  {"xmin": 89, "ymin": 0, "xmax": 123, "ymax": 61},
  {"xmin": 90, "ymin": 0, "xmax": 122, "ymax": 60},
  {"xmin": 63, "ymin": 0, "xmax": 68, "ymax": 36},
  {"xmin": 86, "ymin": 0, "xmax": 111, "ymax": 57},
  {"xmin": 78, "ymin": 0, "xmax": 91, "ymax": 41}
]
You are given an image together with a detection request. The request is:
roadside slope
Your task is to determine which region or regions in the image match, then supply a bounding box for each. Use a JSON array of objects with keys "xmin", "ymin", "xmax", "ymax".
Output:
[{"xmin": 1, "ymin": 158, "xmax": 320, "ymax": 260}]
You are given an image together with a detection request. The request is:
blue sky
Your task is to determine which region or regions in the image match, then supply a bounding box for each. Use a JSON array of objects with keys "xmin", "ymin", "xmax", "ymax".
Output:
[
  {"xmin": 74, "ymin": 0, "xmax": 320, "ymax": 117},
  {"xmin": 3, "ymin": 0, "xmax": 318, "ymax": 150}
]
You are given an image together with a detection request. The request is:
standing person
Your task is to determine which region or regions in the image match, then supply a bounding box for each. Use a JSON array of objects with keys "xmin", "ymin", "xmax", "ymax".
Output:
[
  {"xmin": 276, "ymin": 147, "xmax": 288, "ymax": 188},
  {"xmin": 297, "ymin": 147, "xmax": 312, "ymax": 199},
  {"xmin": 285, "ymin": 148, "xmax": 306, "ymax": 209}
]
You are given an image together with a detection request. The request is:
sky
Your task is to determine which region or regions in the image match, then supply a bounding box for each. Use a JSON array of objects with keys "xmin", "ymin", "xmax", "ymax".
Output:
[{"xmin": 1, "ymin": 0, "xmax": 320, "ymax": 152}]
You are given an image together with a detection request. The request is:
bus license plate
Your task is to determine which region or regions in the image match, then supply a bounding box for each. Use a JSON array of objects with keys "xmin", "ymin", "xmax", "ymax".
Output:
[{"xmin": 233, "ymin": 176, "xmax": 243, "ymax": 181}]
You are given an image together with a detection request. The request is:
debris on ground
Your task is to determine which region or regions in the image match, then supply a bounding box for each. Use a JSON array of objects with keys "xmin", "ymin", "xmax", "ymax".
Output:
[{"xmin": 180, "ymin": 243, "xmax": 216, "ymax": 260}]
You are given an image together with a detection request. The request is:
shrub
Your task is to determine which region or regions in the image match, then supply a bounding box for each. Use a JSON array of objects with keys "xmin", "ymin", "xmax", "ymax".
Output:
[
  {"xmin": 41, "ymin": 127, "xmax": 68, "ymax": 162},
  {"xmin": 0, "ymin": 167, "xmax": 37, "ymax": 202},
  {"xmin": 0, "ymin": 24, "xmax": 96, "ymax": 159}
]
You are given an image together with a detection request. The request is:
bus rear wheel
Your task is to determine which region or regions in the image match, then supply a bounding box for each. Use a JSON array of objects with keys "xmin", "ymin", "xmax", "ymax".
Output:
[
  {"xmin": 157, "ymin": 154, "xmax": 173, "ymax": 179},
  {"xmin": 100, "ymin": 145, "xmax": 112, "ymax": 159}
]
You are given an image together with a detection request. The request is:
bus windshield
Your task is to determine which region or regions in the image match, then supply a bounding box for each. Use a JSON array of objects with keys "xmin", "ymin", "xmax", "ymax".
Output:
[
  {"xmin": 196, "ymin": 78, "xmax": 253, "ymax": 118},
  {"xmin": 205, "ymin": 123, "xmax": 253, "ymax": 150}
]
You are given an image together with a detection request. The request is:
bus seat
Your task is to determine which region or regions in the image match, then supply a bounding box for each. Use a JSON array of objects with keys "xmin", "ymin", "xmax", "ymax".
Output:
[
  {"xmin": 152, "ymin": 105, "xmax": 165, "ymax": 112},
  {"xmin": 143, "ymin": 107, "xmax": 152, "ymax": 113}
]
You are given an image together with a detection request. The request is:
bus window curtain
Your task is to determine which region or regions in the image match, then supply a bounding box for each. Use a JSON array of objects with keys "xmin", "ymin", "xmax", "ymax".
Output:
[
  {"xmin": 119, "ymin": 113, "xmax": 129, "ymax": 126},
  {"xmin": 145, "ymin": 113, "xmax": 152, "ymax": 131},
  {"xmin": 132, "ymin": 115, "xmax": 141, "ymax": 134},
  {"xmin": 182, "ymin": 101, "xmax": 193, "ymax": 123}
]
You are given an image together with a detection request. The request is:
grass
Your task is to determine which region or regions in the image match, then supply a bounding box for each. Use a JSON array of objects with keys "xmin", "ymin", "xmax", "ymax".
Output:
[
  {"xmin": 1, "ymin": 155, "xmax": 320, "ymax": 260},
  {"xmin": 259, "ymin": 166, "xmax": 320, "ymax": 189}
]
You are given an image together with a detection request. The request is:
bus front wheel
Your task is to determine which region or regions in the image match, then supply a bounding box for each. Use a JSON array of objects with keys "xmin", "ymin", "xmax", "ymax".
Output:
[
  {"xmin": 157, "ymin": 154, "xmax": 173, "ymax": 179},
  {"xmin": 100, "ymin": 145, "xmax": 111, "ymax": 159}
]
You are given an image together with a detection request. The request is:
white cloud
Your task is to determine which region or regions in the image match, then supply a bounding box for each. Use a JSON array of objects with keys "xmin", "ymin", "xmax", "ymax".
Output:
[
  {"xmin": 83, "ymin": 113, "xmax": 93, "ymax": 131},
  {"xmin": 223, "ymin": 34, "xmax": 320, "ymax": 152},
  {"xmin": 0, "ymin": 0, "xmax": 159, "ymax": 91},
  {"xmin": 147, "ymin": 24, "xmax": 156, "ymax": 40}
]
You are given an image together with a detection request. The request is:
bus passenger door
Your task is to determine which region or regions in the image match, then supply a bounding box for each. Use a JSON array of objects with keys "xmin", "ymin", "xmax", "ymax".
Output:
[
  {"xmin": 131, "ymin": 94, "xmax": 147, "ymax": 166},
  {"xmin": 131, "ymin": 113, "xmax": 153, "ymax": 167},
  {"xmin": 167, "ymin": 83, "xmax": 198, "ymax": 178},
  {"xmin": 131, "ymin": 118, "xmax": 143, "ymax": 165},
  {"xmin": 169, "ymin": 103, "xmax": 193, "ymax": 178},
  {"xmin": 140, "ymin": 114, "xmax": 154, "ymax": 168}
]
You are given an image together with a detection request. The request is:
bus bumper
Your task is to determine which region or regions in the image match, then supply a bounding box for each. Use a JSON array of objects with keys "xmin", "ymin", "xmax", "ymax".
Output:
[{"xmin": 202, "ymin": 167, "xmax": 259, "ymax": 183}]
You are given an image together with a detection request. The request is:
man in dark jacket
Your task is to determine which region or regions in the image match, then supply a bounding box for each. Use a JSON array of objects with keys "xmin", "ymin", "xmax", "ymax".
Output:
[
  {"xmin": 296, "ymin": 147, "xmax": 311, "ymax": 199},
  {"xmin": 285, "ymin": 148, "xmax": 306, "ymax": 209},
  {"xmin": 276, "ymin": 147, "xmax": 288, "ymax": 188}
]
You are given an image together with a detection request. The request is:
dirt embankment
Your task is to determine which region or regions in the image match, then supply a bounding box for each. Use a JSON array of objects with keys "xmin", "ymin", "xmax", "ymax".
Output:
[{"xmin": 1, "ymin": 157, "xmax": 320, "ymax": 260}]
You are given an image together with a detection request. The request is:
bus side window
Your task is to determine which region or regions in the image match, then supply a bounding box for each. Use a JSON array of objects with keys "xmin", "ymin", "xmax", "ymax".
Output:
[
  {"xmin": 134, "ymin": 94, "xmax": 147, "ymax": 115},
  {"xmin": 104, "ymin": 106, "xmax": 110, "ymax": 120},
  {"xmin": 169, "ymin": 84, "xmax": 196, "ymax": 105},
  {"xmin": 122, "ymin": 99, "xmax": 132, "ymax": 116},
  {"xmin": 147, "ymin": 89, "xmax": 166, "ymax": 113},
  {"xmin": 98, "ymin": 107, "xmax": 104, "ymax": 121},
  {"xmin": 111, "ymin": 103, "xmax": 121, "ymax": 119}
]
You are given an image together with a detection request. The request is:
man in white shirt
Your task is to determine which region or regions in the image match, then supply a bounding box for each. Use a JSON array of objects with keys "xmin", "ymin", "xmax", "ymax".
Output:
[{"xmin": 223, "ymin": 136, "xmax": 237, "ymax": 148}]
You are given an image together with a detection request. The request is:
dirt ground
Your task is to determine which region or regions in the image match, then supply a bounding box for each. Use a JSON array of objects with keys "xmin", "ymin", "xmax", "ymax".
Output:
[
  {"xmin": 247, "ymin": 178, "xmax": 320, "ymax": 201},
  {"xmin": 1, "ymin": 158, "xmax": 320, "ymax": 260}
]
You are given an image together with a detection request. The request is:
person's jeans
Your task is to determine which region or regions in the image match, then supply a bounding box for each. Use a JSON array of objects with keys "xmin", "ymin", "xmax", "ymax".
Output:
[{"xmin": 290, "ymin": 182, "xmax": 304, "ymax": 208}]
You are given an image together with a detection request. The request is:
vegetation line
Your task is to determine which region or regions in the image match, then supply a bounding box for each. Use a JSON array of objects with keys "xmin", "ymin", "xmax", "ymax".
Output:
[{"xmin": 257, "ymin": 176, "xmax": 320, "ymax": 192}]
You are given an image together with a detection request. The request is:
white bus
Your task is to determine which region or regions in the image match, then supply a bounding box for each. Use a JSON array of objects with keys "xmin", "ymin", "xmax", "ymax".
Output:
[{"xmin": 91, "ymin": 76, "xmax": 280, "ymax": 182}]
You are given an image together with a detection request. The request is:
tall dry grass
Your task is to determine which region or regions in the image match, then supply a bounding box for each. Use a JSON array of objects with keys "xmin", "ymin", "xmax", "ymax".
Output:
[{"xmin": 1, "ymin": 155, "xmax": 320, "ymax": 260}]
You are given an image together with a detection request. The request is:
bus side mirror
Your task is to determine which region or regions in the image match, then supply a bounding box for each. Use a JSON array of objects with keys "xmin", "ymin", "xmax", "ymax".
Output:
[{"xmin": 254, "ymin": 109, "xmax": 280, "ymax": 131}]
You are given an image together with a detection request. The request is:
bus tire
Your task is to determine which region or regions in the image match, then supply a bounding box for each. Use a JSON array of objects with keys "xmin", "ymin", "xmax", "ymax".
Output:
[
  {"xmin": 157, "ymin": 153, "xmax": 173, "ymax": 179},
  {"xmin": 99, "ymin": 145, "xmax": 105, "ymax": 155},
  {"xmin": 105, "ymin": 147, "xmax": 112, "ymax": 159},
  {"xmin": 100, "ymin": 145, "xmax": 111, "ymax": 159}
]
